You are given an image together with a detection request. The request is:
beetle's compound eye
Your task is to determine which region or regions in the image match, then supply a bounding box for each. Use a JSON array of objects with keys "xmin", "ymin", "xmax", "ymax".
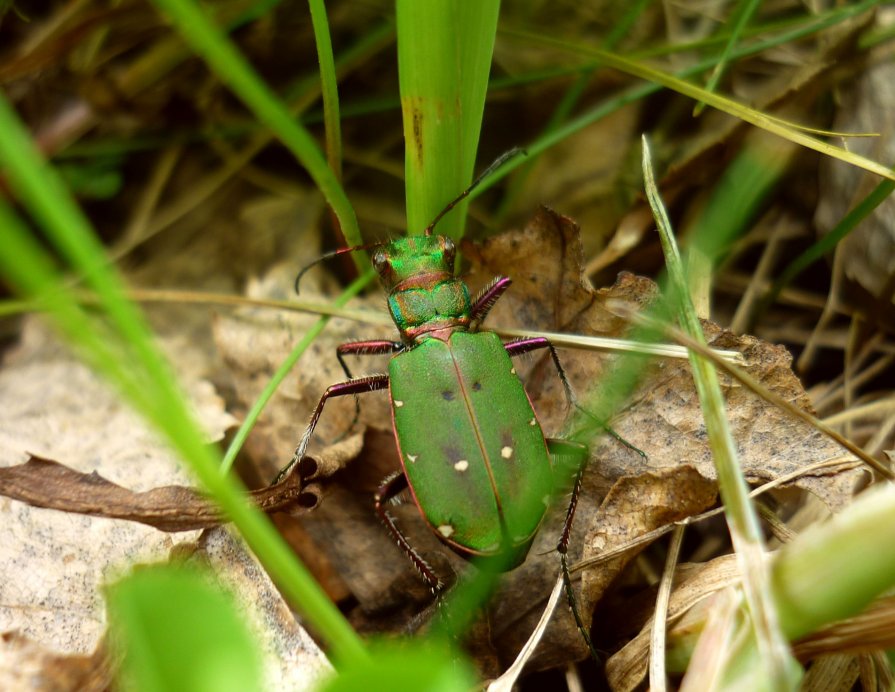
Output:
[
  {"xmin": 372, "ymin": 251, "xmax": 387, "ymax": 272},
  {"xmin": 442, "ymin": 237, "xmax": 456, "ymax": 264}
]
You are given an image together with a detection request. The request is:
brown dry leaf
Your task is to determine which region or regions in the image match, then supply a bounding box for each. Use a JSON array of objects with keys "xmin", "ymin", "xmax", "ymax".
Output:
[
  {"xmin": 0, "ymin": 318, "xmax": 234, "ymax": 656},
  {"xmin": 465, "ymin": 207, "xmax": 863, "ymax": 511},
  {"xmin": 0, "ymin": 631, "xmax": 113, "ymax": 692},
  {"xmin": 579, "ymin": 467, "xmax": 718, "ymax": 616},
  {"xmin": 0, "ymin": 452, "xmax": 330, "ymax": 531},
  {"xmin": 483, "ymin": 467, "xmax": 716, "ymax": 672},
  {"xmin": 605, "ymin": 555, "xmax": 741, "ymax": 691},
  {"xmin": 460, "ymin": 208, "xmax": 862, "ymax": 668},
  {"xmin": 212, "ymin": 259, "xmax": 394, "ymax": 480}
]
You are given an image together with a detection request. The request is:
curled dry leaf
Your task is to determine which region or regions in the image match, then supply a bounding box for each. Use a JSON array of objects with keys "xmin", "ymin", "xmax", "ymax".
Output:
[
  {"xmin": 465, "ymin": 207, "xmax": 863, "ymax": 511},
  {"xmin": 0, "ymin": 313, "xmax": 334, "ymax": 685},
  {"xmin": 0, "ymin": 319, "xmax": 236, "ymax": 657},
  {"xmin": 605, "ymin": 555, "xmax": 741, "ymax": 691},
  {"xmin": 579, "ymin": 467, "xmax": 718, "ymax": 620},
  {"xmin": 0, "ymin": 450, "xmax": 339, "ymax": 531}
]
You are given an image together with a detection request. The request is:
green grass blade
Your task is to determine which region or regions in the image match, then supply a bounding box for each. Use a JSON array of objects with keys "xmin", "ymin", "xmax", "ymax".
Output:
[
  {"xmin": 714, "ymin": 484, "xmax": 895, "ymax": 688},
  {"xmin": 573, "ymin": 34, "xmax": 894, "ymax": 182},
  {"xmin": 467, "ymin": 1, "xmax": 878, "ymax": 200},
  {"xmin": 495, "ymin": 0, "xmax": 651, "ymax": 221},
  {"xmin": 397, "ymin": 0, "xmax": 500, "ymax": 238},
  {"xmin": 688, "ymin": 135, "xmax": 794, "ymax": 264},
  {"xmin": 758, "ymin": 174, "xmax": 895, "ymax": 319},
  {"xmin": 309, "ymin": 0, "xmax": 343, "ymax": 181},
  {"xmin": 642, "ymin": 137, "xmax": 800, "ymax": 689},
  {"xmin": 149, "ymin": 0, "xmax": 363, "ymax": 254},
  {"xmin": 693, "ymin": 0, "xmax": 761, "ymax": 116},
  {"xmin": 0, "ymin": 94, "xmax": 368, "ymax": 667},
  {"xmin": 319, "ymin": 641, "xmax": 475, "ymax": 692},
  {"xmin": 108, "ymin": 566, "xmax": 263, "ymax": 692}
]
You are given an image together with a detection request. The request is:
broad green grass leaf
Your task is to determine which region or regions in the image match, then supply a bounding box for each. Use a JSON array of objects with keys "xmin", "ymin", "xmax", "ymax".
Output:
[{"xmin": 108, "ymin": 566, "xmax": 262, "ymax": 692}]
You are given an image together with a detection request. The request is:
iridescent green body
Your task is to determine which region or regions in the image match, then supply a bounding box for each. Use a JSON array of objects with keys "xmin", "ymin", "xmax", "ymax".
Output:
[{"xmin": 373, "ymin": 235, "xmax": 554, "ymax": 565}]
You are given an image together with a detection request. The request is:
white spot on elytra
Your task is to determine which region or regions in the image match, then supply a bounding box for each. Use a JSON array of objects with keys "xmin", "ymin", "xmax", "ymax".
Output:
[
  {"xmin": 394, "ymin": 400, "xmax": 404, "ymax": 408},
  {"xmin": 454, "ymin": 460, "xmax": 469, "ymax": 472},
  {"xmin": 407, "ymin": 454, "xmax": 418, "ymax": 463},
  {"xmin": 510, "ymin": 367, "xmax": 516, "ymax": 375},
  {"xmin": 438, "ymin": 524, "xmax": 454, "ymax": 538},
  {"xmin": 529, "ymin": 418, "xmax": 537, "ymax": 426},
  {"xmin": 501, "ymin": 446, "xmax": 514, "ymax": 459}
]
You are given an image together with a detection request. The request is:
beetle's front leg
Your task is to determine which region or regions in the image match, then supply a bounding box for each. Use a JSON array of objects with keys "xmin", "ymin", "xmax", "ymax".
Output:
[
  {"xmin": 374, "ymin": 471, "xmax": 445, "ymax": 594},
  {"xmin": 334, "ymin": 341, "xmax": 404, "ymax": 434},
  {"xmin": 273, "ymin": 374, "xmax": 390, "ymax": 485},
  {"xmin": 469, "ymin": 276, "xmax": 512, "ymax": 326},
  {"xmin": 336, "ymin": 340, "xmax": 404, "ymax": 379}
]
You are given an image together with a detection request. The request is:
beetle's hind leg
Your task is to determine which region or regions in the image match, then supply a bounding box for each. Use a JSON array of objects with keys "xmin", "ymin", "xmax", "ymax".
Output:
[
  {"xmin": 546, "ymin": 438, "xmax": 602, "ymax": 663},
  {"xmin": 374, "ymin": 471, "xmax": 446, "ymax": 595}
]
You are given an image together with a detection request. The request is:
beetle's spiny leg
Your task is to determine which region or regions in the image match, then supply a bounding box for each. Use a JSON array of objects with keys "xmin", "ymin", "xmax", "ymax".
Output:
[
  {"xmin": 272, "ymin": 374, "xmax": 390, "ymax": 485},
  {"xmin": 561, "ymin": 552, "xmax": 601, "ymax": 662},
  {"xmin": 337, "ymin": 340, "xmax": 404, "ymax": 378},
  {"xmin": 552, "ymin": 451, "xmax": 601, "ymax": 662},
  {"xmin": 470, "ymin": 276, "xmax": 512, "ymax": 326},
  {"xmin": 375, "ymin": 471, "xmax": 446, "ymax": 594},
  {"xmin": 505, "ymin": 339, "xmax": 647, "ymax": 456},
  {"xmin": 335, "ymin": 341, "xmax": 404, "ymax": 437},
  {"xmin": 572, "ymin": 407, "xmax": 648, "ymax": 459},
  {"xmin": 504, "ymin": 337, "xmax": 577, "ymax": 410}
]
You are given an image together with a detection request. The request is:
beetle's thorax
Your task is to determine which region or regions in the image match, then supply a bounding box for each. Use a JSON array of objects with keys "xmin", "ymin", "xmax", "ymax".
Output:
[{"xmin": 373, "ymin": 235, "xmax": 472, "ymax": 345}]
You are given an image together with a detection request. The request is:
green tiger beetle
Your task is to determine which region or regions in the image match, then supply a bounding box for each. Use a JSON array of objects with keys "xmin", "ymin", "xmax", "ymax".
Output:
[{"xmin": 277, "ymin": 151, "xmax": 605, "ymax": 656}]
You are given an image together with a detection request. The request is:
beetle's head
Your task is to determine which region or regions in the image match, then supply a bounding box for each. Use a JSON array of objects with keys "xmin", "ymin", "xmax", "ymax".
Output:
[
  {"xmin": 372, "ymin": 234, "xmax": 455, "ymax": 290},
  {"xmin": 373, "ymin": 235, "xmax": 472, "ymax": 339}
]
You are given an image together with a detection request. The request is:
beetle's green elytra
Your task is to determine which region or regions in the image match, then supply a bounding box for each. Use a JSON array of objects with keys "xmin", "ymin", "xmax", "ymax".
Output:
[{"xmin": 390, "ymin": 330, "xmax": 553, "ymax": 568}]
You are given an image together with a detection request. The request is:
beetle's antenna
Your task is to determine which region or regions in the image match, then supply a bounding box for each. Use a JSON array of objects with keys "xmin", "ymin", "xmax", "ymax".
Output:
[
  {"xmin": 424, "ymin": 147, "xmax": 527, "ymax": 236},
  {"xmin": 294, "ymin": 243, "xmax": 384, "ymax": 294}
]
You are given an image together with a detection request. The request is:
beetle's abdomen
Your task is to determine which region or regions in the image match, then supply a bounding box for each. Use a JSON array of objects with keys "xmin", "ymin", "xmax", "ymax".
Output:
[{"xmin": 388, "ymin": 331, "xmax": 553, "ymax": 564}]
